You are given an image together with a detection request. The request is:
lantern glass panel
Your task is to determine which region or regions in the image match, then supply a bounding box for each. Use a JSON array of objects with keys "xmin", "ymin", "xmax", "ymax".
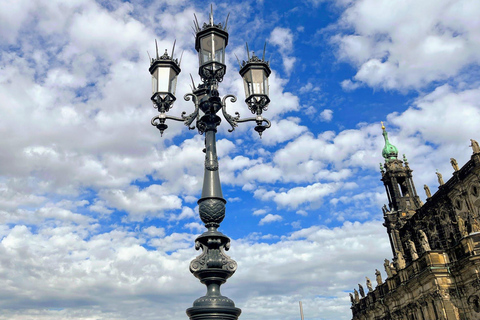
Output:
[
  {"xmin": 242, "ymin": 67, "xmax": 269, "ymax": 98},
  {"xmin": 152, "ymin": 66, "xmax": 171, "ymax": 95},
  {"xmin": 169, "ymin": 69, "xmax": 178, "ymax": 95},
  {"xmin": 199, "ymin": 33, "xmax": 226, "ymax": 66},
  {"xmin": 242, "ymin": 69, "xmax": 253, "ymax": 98},
  {"xmin": 251, "ymin": 69, "xmax": 266, "ymax": 95},
  {"xmin": 264, "ymin": 72, "xmax": 269, "ymax": 96}
]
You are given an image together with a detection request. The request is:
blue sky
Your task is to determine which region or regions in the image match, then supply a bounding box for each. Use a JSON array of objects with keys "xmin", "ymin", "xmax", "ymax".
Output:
[{"xmin": 1, "ymin": 0, "xmax": 480, "ymax": 319}]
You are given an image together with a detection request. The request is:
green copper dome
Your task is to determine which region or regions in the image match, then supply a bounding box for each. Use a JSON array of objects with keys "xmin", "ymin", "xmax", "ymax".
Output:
[{"xmin": 381, "ymin": 122, "xmax": 398, "ymax": 161}]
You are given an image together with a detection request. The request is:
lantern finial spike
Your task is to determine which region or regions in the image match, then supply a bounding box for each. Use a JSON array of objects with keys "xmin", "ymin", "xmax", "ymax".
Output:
[
  {"xmin": 194, "ymin": 14, "xmax": 200, "ymax": 31},
  {"xmin": 179, "ymin": 50, "xmax": 184, "ymax": 67},
  {"xmin": 225, "ymin": 13, "xmax": 230, "ymax": 30},
  {"xmin": 190, "ymin": 74, "xmax": 197, "ymax": 90},
  {"xmin": 155, "ymin": 39, "xmax": 159, "ymax": 59},
  {"xmin": 234, "ymin": 53, "xmax": 242, "ymax": 68},
  {"xmin": 171, "ymin": 40, "xmax": 176, "ymax": 60},
  {"xmin": 210, "ymin": 4, "xmax": 213, "ymax": 25},
  {"xmin": 263, "ymin": 42, "xmax": 267, "ymax": 61},
  {"xmin": 246, "ymin": 42, "xmax": 250, "ymax": 60}
]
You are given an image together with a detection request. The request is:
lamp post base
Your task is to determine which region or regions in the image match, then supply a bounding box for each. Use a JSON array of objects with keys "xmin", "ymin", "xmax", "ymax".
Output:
[{"xmin": 186, "ymin": 305, "xmax": 241, "ymax": 320}]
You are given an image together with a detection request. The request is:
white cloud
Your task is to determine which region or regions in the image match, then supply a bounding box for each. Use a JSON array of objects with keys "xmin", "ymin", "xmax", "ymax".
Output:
[
  {"xmin": 296, "ymin": 210, "xmax": 308, "ymax": 216},
  {"xmin": 143, "ymin": 226, "xmax": 165, "ymax": 237},
  {"xmin": 259, "ymin": 213, "xmax": 283, "ymax": 225},
  {"xmin": 183, "ymin": 222, "xmax": 204, "ymax": 232},
  {"xmin": 0, "ymin": 219, "xmax": 391, "ymax": 320},
  {"xmin": 259, "ymin": 118, "xmax": 308, "ymax": 146},
  {"xmin": 269, "ymin": 27, "xmax": 296, "ymax": 74},
  {"xmin": 340, "ymin": 79, "xmax": 362, "ymax": 91},
  {"xmin": 319, "ymin": 109, "xmax": 333, "ymax": 122},
  {"xmin": 169, "ymin": 206, "xmax": 196, "ymax": 221},
  {"xmin": 253, "ymin": 209, "xmax": 268, "ymax": 216},
  {"xmin": 256, "ymin": 182, "xmax": 342, "ymax": 210},
  {"xmin": 299, "ymin": 82, "xmax": 321, "ymax": 94},
  {"xmin": 334, "ymin": 0, "xmax": 480, "ymax": 90},
  {"xmin": 99, "ymin": 185, "xmax": 182, "ymax": 221},
  {"xmin": 391, "ymin": 84, "xmax": 480, "ymax": 145},
  {"xmin": 2, "ymin": 1, "xmax": 479, "ymax": 319}
]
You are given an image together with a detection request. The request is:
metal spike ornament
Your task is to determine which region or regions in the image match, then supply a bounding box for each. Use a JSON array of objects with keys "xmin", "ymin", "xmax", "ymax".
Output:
[{"xmin": 147, "ymin": 9, "xmax": 273, "ymax": 319}]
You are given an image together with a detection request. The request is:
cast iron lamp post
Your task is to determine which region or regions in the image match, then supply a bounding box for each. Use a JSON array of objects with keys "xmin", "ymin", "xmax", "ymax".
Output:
[{"xmin": 148, "ymin": 11, "xmax": 272, "ymax": 320}]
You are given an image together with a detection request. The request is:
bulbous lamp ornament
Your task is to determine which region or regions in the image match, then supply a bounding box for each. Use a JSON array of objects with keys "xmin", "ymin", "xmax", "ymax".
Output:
[{"xmin": 148, "ymin": 7, "xmax": 273, "ymax": 320}]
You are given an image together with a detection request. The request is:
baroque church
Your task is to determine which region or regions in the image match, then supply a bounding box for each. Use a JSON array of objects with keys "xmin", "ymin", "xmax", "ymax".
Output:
[{"xmin": 350, "ymin": 124, "xmax": 480, "ymax": 320}]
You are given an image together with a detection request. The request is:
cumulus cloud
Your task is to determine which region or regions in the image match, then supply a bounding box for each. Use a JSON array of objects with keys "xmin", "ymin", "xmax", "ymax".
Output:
[
  {"xmin": 2, "ymin": 1, "xmax": 480, "ymax": 320},
  {"xmin": 334, "ymin": 0, "xmax": 480, "ymax": 90},
  {"xmin": 253, "ymin": 209, "xmax": 268, "ymax": 216},
  {"xmin": 319, "ymin": 109, "xmax": 333, "ymax": 122},
  {"xmin": 99, "ymin": 185, "xmax": 182, "ymax": 221},
  {"xmin": 259, "ymin": 118, "xmax": 308, "ymax": 146},
  {"xmin": 259, "ymin": 213, "xmax": 283, "ymax": 225},
  {"xmin": 269, "ymin": 27, "xmax": 296, "ymax": 75}
]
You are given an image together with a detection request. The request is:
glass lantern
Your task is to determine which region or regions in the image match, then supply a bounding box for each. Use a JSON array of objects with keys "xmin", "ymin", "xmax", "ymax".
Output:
[
  {"xmin": 195, "ymin": 26, "xmax": 229, "ymax": 81},
  {"xmin": 149, "ymin": 50, "xmax": 181, "ymax": 110},
  {"xmin": 239, "ymin": 56, "xmax": 271, "ymax": 111}
]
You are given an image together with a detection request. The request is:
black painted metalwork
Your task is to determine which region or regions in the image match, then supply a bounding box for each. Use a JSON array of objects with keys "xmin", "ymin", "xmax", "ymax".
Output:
[{"xmin": 148, "ymin": 8, "xmax": 272, "ymax": 320}]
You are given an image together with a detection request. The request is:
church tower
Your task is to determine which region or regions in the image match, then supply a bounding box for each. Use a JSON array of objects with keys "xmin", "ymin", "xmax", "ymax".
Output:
[{"xmin": 380, "ymin": 123, "xmax": 422, "ymax": 256}]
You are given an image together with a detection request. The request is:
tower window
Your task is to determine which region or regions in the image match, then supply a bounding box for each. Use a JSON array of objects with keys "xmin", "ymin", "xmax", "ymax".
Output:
[
  {"xmin": 472, "ymin": 185, "xmax": 479, "ymax": 197},
  {"xmin": 455, "ymin": 199, "xmax": 462, "ymax": 210}
]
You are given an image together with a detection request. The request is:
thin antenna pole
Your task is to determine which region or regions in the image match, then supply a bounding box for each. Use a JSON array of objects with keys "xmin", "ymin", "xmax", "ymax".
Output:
[
  {"xmin": 155, "ymin": 39, "xmax": 159, "ymax": 59},
  {"xmin": 299, "ymin": 301, "xmax": 304, "ymax": 320},
  {"xmin": 246, "ymin": 42, "xmax": 250, "ymax": 60}
]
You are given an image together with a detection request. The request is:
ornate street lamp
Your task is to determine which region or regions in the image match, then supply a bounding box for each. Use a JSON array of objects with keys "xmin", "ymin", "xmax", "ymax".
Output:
[{"xmin": 149, "ymin": 9, "xmax": 272, "ymax": 320}]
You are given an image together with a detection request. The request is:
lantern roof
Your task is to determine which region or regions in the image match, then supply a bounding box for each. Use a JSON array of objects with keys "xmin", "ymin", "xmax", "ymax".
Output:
[
  {"xmin": 193, "ymin": 9, "xmax": 229, "ymax": 52},
  {"xmin": 239, "ymin": 52, "xmax": 271, "ymax": 78},
  {"xmin": 148, "ymin": 48, "xmax": 181, "ymax": 75},
  {"xmin": 148, "ymin": 39, "xmax": 181, "ymax": 74}
]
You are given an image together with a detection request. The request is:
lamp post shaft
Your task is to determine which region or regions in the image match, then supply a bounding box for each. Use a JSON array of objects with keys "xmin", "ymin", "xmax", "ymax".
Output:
[
  {"xmin": 201, "ymin": 129, "xmax": 223, "ymax": 201},
  {"xmin": 148, "ymin": 11, "xmax": 272, "ymax": 320},
  {"xmin": 186, "ymin": 95, "xmax": 241, "ymax": 320}
]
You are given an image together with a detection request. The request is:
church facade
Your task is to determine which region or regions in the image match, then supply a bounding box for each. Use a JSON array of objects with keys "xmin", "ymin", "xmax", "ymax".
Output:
[{"xmin": 350, "ymin": 125, "xmax": 480, "ymax": 320}]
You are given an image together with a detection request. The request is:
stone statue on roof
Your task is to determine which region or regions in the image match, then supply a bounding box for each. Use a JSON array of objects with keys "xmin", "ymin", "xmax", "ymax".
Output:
[
  {"xmin": 407, "ymin": 239, "xmax": 418, "ymax": 260},
  {"xmin": 395, "ymin": 250, "xmax": 406, "ymax": 269},
  {"xmin": 450, "ymin": 158, "xmax": 459, "ymax": 172},
  {"xmin": 436, "ymin": 170, "xmax": 444, "ymax": 186},
  {"xmin": 358, "ymin": 284, "xmax": 365, "ymax": 298},
  {"xmin": 424, "ymin": 184, "xmax": 431, "ymax": 198},
  {"xmin": 471, "ymin": 139, "xmax": 480, "ymax": 154},
  {"xmin": 384, "ymin": 259, "xmax": 393, "ymax": 278},
  {"xmin": 419, "ymin": 229, "xmax": 431, "ymax": 252},
  {"xmin": 366, "ymin": 277, "xmax": 373, "ymax": 292},
  {"xmin": 375, "ymin": 269, "xmax": 383, "ymax": 285}
]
